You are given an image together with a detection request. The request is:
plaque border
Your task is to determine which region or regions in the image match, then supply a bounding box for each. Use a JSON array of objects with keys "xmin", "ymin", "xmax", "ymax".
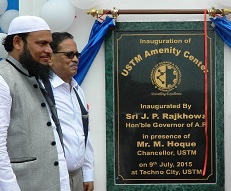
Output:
[{"xmin": 105, "ymin": 21, "xmax": 224, "ymax": 191}]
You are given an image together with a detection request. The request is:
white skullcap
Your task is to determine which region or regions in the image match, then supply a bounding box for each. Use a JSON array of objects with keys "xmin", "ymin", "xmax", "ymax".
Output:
[{"xmin": 8, "ymin": 16, "xmax": 51, "ymax": 35}]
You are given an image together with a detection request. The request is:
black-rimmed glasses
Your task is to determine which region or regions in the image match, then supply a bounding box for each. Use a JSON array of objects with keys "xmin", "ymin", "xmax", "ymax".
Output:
[{"xmin": 53, "ymin": 51, "xmax": 81, "ymax": 59}]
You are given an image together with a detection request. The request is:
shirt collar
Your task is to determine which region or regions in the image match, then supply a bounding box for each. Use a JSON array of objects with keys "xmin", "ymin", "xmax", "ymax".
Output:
[{"xmin": 50, "ymin": 72, "xmax": 79, "ymax": 89}]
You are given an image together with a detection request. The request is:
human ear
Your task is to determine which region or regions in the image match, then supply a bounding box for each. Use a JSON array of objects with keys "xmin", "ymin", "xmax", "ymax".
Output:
[{"xmin": 13, "ymin": 35, "xmax": 24, "ymax": 50}]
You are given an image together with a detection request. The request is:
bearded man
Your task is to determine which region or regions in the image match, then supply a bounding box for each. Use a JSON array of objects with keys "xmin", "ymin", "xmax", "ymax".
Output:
[{"xmin": 0, "ymin": 16, "xmax": 70, "ymax": 191}]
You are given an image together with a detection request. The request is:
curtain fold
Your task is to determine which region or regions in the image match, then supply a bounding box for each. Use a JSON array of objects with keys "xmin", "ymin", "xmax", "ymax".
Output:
[
  {"xmin": 74, "ymin": 17, "xmax": 115, "ymax": 85},
  {"xmin": 210, "ymin": 16, "xmax": 231, "ymax": 48}
]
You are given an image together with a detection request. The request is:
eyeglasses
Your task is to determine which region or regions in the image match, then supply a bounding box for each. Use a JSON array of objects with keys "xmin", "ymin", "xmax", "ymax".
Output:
[{"xmin": 53, "ymin": 51, "xmax": 81, "ymax": 59}]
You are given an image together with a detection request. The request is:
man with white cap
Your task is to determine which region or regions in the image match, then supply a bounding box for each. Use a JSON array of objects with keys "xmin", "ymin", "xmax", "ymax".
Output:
[{"xmin": 0, "ymin": 16, "xmax": 70, "ymax": 191}]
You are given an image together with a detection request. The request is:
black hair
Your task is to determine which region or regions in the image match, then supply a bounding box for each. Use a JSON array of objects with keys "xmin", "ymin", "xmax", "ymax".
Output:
[
  {"xmin": 2, "ymin": 33, "xmax": 29, "ymax": 52},
  {"xmin": 50, "ymin": 32, "xmax": 74, "ymax": 52}
]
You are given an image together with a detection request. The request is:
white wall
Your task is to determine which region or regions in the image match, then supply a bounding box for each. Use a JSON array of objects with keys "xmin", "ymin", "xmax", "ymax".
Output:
[{"xmin": 20, "ymin": 0, "xmax": 231, "ymax": 190}]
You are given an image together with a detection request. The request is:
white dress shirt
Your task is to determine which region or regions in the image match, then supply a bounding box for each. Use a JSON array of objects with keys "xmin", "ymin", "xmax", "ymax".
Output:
[
  {"xmin": 0, "ymin": 75, "xmax": 70, "ymax": 191},
  {"xmin": 50, "ymin": 74, "xmax": 94, "ymax": 182}
]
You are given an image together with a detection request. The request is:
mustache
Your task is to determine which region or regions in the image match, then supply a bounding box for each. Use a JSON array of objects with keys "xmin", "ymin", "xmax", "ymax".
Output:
[{"xmin": 70, "ymin": 62, "xmax": 78, "ymax": 67}]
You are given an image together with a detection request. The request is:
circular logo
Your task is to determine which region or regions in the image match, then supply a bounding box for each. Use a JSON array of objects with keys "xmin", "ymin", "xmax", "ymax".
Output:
[{"xmin": 151, "ymin": 61, "xmax": 181, "ymax": 92}]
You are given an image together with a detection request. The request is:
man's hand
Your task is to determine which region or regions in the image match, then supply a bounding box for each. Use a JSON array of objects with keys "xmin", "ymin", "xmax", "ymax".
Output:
[{"xmin": 83, "ymin": 181, "xmax": 94, "ymax": 191}]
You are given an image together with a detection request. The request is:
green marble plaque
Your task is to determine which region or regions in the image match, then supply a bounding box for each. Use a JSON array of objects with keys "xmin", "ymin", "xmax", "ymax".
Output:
[{"xmin": 105, "ymin": 22, "xmax": 224, "ymax": 191}]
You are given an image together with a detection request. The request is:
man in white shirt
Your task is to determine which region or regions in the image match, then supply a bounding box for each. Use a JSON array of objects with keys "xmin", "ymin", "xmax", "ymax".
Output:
[
  {"xmin": 0, "ymin": 16, "xmax": 70, "ymax": 191},
  {"xmin": 49, "ymin": 32, "xmax": 94, "ymax": 191}
]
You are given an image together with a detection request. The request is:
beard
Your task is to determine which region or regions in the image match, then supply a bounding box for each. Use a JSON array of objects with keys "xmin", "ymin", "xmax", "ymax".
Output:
[{"xmin": 19, "ymin": 47, "xmax": 52, "ymax": 82}]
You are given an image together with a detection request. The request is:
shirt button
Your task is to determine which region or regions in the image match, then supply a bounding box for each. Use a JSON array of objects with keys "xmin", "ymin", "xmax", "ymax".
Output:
[
  {"xmin": 41, "ymin": 102, "xmax": 46, "ymax": 107},
  {"xmin": 51, "ymin": 141, "xmax": 56, "ymax": 146},
  {"xmin": 33, "ymin": 84, "xmax": 38, "ymax": 88},
  {"xmin": 54, "ymin": 161, "xmax": 59, "ymax": 166},
  {"xmin": 47, "ymin": 122, "xmax": 52, "ymax": 126}
]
